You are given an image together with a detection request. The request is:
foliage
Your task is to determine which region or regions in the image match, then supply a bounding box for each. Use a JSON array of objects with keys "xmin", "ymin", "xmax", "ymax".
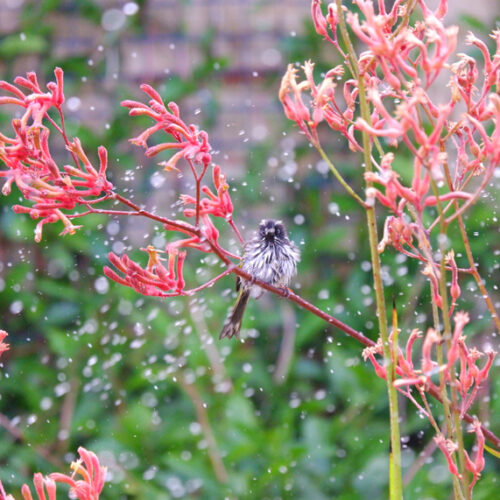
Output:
[{"xmin": 0, "ymin": 1, "xmax": 499, "ymax": 500}]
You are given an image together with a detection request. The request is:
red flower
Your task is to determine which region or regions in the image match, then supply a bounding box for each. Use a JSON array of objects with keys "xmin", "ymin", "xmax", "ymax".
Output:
[
  {"xmin": 0, "ymin": 69, "xmax": 114, "ymax": 241},
  {"xmin": 104, "ymin": 246, "xmax": 187, "ymax": 298},
  {"xmin": 1, "ymin": 449, "xmax": 106, "ymax": 500},
  {"xmin": 0, "ymin": 479, "xmax": 15, "ymax": 500},
  {"xmin": 434, "ymin": 435, "xmax": 461, "ymax": 478},
  {"xmin": 181, "ymin": 165, "xmax": 234, "ymax": 220},
  {"xmin": 50, "ymin": 447, "xmax": 106, "ymax": 500},
  {"xmin": 279, "ymin": 64, "xmax": 316, "ymax": 144},
  {"xmin": 311, "ymin": 0, "xmax": 340, "ymax": 48},
  {"xmin": 362, "ymin": 339, "xmax": 387, "ymax": 379},
  {"xmin": 279, "ymin": 62, "xmax": 360, "ymax": 150},
  {"xmin": 116, "ymin": 84, "xmax": 242, "ymax": 296},
  {"xmin": 20, "ymin": 474, "xmax": 57, "ymax": 500},
  {"xmin": 0, "ymin": 330, "xmax": 9, "ymax": 358},
  {"xmin": 463, "ymin": 417, "xmax": 486, "ymax": 493},
  {"xmin": 122, "ymin": 85, "xmax": 211, "ymax": 171}
]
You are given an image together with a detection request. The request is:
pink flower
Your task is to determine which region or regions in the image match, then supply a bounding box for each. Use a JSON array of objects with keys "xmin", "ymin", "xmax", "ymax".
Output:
[
  {"xmin": 0, "ymin": 69, "xmax": 114, "ymax": 241},
  {"xmin": 1, "ymin": 449, "xmax": 106, "ymax": 500},
  {"xmin": 345, "ymin": 3, "xmax": 457, "ymax": 88},
  {"xmin": 181, "ymin": 165, "xmax": 234, "ymax": 220},
  {"xmin": 362, "ymin": 340, "xmax": 387, "ymax": 379},
  {"xmin": 434, "ymin": 435, "xmax": 461, "ymax": 478},
  {"xmin": 377, "ymin": 215, "xmax": 418, "ymax": 255},
  {"xmin": 50, "ymin": 447, "xmax": 106, "ymax": 500},
  {"xmin": 396, "ymin": 329, "xmax": 422, "ymax": 378},
  {"xmin": 122, "ymin": 85, "xmax": 211, "ymax": 170},
  {"xmin": 446, "ymin": 311, "xmax": 469, "ymax": 371},
  {"xmin": 445, "ymin": 251, "xmax": 460, "ymax": 315},
  {"xmin": 311, "ymin": 0, "xmax": 340, "ymax": 49},
  {"xmin": 421, "ymin": 327, "xmax": 441, "ymax": 376},
  {"xmin": 0, "ymin": 330, "xmax": 9, "ymax": 358},
  {"xmin": 463, "ymin": 417, "xmax": 486, "ymax": 493},
  {"xmin": 104, "ymin": 246, "xmax": 187, "ymax": 297},
  {"xmin": 279, "ymin": 62, "xmax": 360, "ymax": 150},
  {"xmin": 20, "ymin": 474, "xmax": 57, "ymax": 500},
  {"xmin": 0, "ymin": 479, "xmax": 16, "ymax": 500},
  {"xmin": 279, "ymin": 64, "xmax": 316, "ymax": 144}
]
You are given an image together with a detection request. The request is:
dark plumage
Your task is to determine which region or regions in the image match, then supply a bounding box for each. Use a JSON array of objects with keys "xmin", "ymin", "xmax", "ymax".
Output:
[{"xmin": 219, "ymin": 219, "xmax": 300, "ymax": 339}]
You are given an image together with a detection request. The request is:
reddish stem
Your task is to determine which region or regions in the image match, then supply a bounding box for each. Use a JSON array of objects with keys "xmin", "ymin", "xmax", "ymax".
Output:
[
  {"xmin": 229, "ymin": 218, "xmax": 244, "ymax": 245},
  {"xmin": 184, "ymin": 267, "xmax": 234, "ymax": 295},
  {"xmin": 53, "ymin": 107, "xmax": 82, "ymax": 169}
]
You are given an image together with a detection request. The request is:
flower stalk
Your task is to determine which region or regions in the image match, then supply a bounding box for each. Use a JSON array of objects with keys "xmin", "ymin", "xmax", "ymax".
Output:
[{"xmin": 335, "ymin": 0, "xmax": 403, "ymax": 496}]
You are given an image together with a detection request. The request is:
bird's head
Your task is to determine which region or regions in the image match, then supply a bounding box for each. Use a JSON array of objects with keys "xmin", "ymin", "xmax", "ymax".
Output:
[{"xmin": 258, "ymin": 219, "xmax": 286, "ymax": 243}]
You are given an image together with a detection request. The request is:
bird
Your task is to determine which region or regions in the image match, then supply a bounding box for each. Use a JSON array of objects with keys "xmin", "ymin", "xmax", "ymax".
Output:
[{"xmin": 219, "ymin": 219, "xmax": 300, "ymax": 339}]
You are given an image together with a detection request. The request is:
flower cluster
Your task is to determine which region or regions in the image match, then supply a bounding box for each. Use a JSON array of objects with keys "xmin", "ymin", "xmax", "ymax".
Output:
[
  {"xmin": 281, "ymin": 5, "xmax": 500, "ymax": 326},
  {"xmin": 0, "ymin": 70, "xmax": 242, "ymax": 298},
  {"xmin": 282, "ymin": 1, "xmax": 500, "ymax": 293},
  {"xmin": 104, "ymin": 245, "xmax": 186, "ymax": 297},
  {"xmin": 0, "ymin": 2, "xmax": 498, "ymax": 497},
  {"xmin": 289, "ymin": 0, "xmax": 499, "ymax": 358},
  {"xmin": 0, "ymin": 69, "xmax": 114, "ymax": 242},
  {"xmin": 121, "ymin": 84, "xmax": 212, "ymax": 172},
  {"xmin": 0, "ymin": 337, "xmax": 105, "ymax": 500},
  {"xmin": 285, "ymin": 1, "xmax": 500, "ymax": 493},
  {"xmin": 0, "ymin": 447, "xmax": 106, "ymax": 500},
  {"xmin": 363, "ymin": 311, "xmax": 496, "ymax": 491},
  {"xmin": 102, "ymin": 85, "xmax": 242, "ymax": 297},
  {"xmin": 280, "ymin": 61, "xmax": 359, "ymax": 150}
]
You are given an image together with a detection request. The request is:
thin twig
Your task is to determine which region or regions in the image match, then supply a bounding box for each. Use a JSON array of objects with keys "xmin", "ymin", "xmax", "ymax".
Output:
[
  {"xmin": 315, "ymin": 144, "xmax": 367, "ymax": 207},
  {"xmin": 188, "ymin": 298, "xmax": 232, "ymax": 391},
  {"xmin": 178, "ymin": 376, "xmax": 228, "ymax": 483},
  {"xmin": 56, "ymin": 376, "xmax": 80, "ymax": 455},
  {"xmin": 0, "ymin": 413, "xmax": 63, "ymax": 468},
  {"xmin": 403, "ymin": 436, "xmax": 438, "ymax": 487},
  {"xmin": 273, "ymin": 302, "xmax": 296, "ymax": 384}
]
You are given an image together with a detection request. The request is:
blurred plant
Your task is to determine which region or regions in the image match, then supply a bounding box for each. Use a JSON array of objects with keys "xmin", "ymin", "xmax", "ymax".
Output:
[{"xmin": 0, "ymin": 0, "xmax": 499, "ymax": 499}]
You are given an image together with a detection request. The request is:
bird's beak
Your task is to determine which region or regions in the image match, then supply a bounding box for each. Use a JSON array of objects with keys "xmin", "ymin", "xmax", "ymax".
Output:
[{"xmin": 265, "ymin": 228, "xmax": 275, "ymax": 236}]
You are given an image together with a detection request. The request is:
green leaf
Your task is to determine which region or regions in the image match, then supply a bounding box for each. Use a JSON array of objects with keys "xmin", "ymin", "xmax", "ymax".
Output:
[{"xmin": 0, "ymin": 33, "xmax": 48, "ymax": 57}]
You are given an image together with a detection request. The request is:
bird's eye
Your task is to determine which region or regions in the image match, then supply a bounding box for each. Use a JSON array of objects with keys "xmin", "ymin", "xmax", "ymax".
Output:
[{"xmin": 275, "ymin": 226, "xmax": 283, "ymax": 237}]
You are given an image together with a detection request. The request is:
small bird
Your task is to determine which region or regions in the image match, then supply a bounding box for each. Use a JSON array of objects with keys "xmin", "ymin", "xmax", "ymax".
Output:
[{"xmin": 219, "ymin": 219, "xmax": 301, "ymax": 339}]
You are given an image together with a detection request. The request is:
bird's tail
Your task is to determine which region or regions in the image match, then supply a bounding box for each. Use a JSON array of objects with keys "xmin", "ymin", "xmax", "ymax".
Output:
[{"xmin": 219, "ymin": 289, "xmax": 250, "ymax": 339}]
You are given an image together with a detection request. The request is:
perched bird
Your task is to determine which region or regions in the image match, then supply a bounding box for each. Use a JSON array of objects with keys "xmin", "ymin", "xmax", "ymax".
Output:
[{"xmin": 219, "ymin": 219, "xmax": 300, "ymax": 339}]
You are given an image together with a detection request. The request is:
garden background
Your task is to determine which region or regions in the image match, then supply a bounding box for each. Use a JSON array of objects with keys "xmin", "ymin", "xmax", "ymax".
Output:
[{"xmin": 0, "ymin": 1, "xmax": 499, "ymax": 499}]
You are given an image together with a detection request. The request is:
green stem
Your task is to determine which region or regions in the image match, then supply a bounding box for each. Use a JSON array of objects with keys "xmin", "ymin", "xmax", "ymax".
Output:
[
  {"xmin": 431, "ymin": 299, "xmax": 466, "ymax": 500},
  {"xmin": 440, "ymin": 161, "xmax": 500, "ymax": 335},
  {"xmin": 316, "ymin": 144, "xmax": 367, "ymax": 207},
  {"xmin": 335, "ymin": 1, "xmax": 402, "ymax": 498},
  {"xmin": 429, "ymin": 179, "xmax": 470, "ymax": 499}
]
